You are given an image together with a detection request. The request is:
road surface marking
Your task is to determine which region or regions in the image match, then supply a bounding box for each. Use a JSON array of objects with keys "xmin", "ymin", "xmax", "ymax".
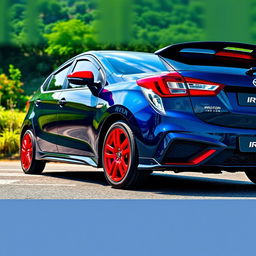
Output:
[
  {"xmin": 0, "ymin": 180, "xmax": 19, "ymax": 185},
  {"xmin": 0, "ymin": 169, "xmax": 21, "ymax": 171},
  {"xmin": 10, "ymin": 183, "xmax": 76, "ymax": 187},
  {"xmin": 0, "ymin": 169, "xmax": 68, "ymax": 172},
  {"xmin": 0, "ymin": 173, "xmax": 40, "ymax": 177}
]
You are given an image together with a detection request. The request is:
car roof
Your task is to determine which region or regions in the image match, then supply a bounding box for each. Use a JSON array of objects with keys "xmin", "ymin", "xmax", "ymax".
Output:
[
  {"xmin": 58, "ymin": 50, "xmax": 159, "ymax": 76},
  {"xmin": 59, "ymin": 50, "xmax": 155, "ymax": 71}
]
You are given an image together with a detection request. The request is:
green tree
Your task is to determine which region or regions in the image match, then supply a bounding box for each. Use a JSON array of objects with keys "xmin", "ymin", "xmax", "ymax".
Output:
[
  {"xmin": 157, "ymin": 21, "xmax": 204, "ymax": 47},
  {"xmin": 44, "ymin": 19, "xmax": 97, "ymax": 60},
  {"xmin": 3, "ymin": 0, "xmax": 207, "ymax": 94},
  {"xmin": 38, "ymin": 0, "xmax": 69, "ymax": 25}
]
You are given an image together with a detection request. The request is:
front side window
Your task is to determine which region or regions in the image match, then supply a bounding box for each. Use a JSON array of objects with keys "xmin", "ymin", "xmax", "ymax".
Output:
[
  {"xmin": 47, "ymin": 65, "xmax": 71, "ymax": 91},
  {"xmin": 68, "ymin": 60, "xmax": 102, "ymax": 89}
]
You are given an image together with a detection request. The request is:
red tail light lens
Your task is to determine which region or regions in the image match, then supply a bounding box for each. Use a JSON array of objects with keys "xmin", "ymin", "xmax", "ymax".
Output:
[
  {"xmin": 137, "ymin": 72, "xmax": 188, "ymax": 97},
  {"xmin": 185, "ymin": 77, "xmax": 224, "ymax": 96},
  {"xmin": 137, "ymin": 72, "xmax": 224, "ymax": 97}
]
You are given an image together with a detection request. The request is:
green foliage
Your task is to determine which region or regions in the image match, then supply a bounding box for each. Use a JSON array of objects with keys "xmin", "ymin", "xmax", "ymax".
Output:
[
  {"xmin": 0, "ymin": 65, "xmax": 29, "ymax": 110},
  {"xmin": 0, "ymin": 129, "xmax": 20, "ymax": 155},
  {"xmin": 0, "ymin": 107, "xmax": 26, "ymax": 131},
  {"xmin": 0, "ymin": 107, "xmax": 25, "ymax": 156},
  {"xmin": 44, "ymin": 19, "xmax": 96, "ymax": 58},
  {"xmin": 0, "ymin": 0, "xmax": 207, "ymax": 95},
  {"xmin": 38, "ymin": 0, "xmax": 69, "ymax": 25},
  {"xmin": 157, "ymin": 21, "xmax": 205, "ymax": 47}
]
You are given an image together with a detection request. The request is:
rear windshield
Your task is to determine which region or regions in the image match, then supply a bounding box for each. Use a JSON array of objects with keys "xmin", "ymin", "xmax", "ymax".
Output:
[{"xmin": 103, "ymin": 52, "xmax": 168, "ymax": 75}]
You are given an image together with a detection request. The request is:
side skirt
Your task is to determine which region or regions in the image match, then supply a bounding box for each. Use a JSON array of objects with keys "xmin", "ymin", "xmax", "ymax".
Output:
[{"xmin": 36, "ymin": 151, "xmax": 98, "ymax": 167}]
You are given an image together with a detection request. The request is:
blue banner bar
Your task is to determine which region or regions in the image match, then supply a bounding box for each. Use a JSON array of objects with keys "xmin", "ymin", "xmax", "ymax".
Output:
[{"xmin": 0, "ymin": 200, "xmax": 255, "ymax": 256}]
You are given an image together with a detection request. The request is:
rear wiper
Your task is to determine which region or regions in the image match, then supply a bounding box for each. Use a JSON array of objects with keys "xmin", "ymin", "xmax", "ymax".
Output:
[{"xmin": 246, "ymin": 67, "xmax": 256, "ymax": 76}]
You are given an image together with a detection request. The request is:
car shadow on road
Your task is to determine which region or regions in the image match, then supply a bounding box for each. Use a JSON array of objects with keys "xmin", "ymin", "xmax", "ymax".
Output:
[
  {"xmin": 43, "ymin": 171, "xmax": 108, "ymax": 186},
  {"xmin": 142, "ymin": 173, "xmax": 256, "ymax": 198},
  {"xmin": 43, "ymin": 171, "xmax": 256, "ymax": 198}
]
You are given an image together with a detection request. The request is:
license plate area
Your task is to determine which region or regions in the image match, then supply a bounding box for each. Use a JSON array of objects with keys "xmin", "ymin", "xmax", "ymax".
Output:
[
  {"xmin": 237, "ymin": 93, "xmax": 256, "ymax": 107},
  {"xmin": 239, "ymin": 136, "xmax": 256, "ymax": 152}
]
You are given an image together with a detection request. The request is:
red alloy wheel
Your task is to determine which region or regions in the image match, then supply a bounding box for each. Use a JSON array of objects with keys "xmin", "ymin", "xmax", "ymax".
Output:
[
  {"xmin": 21, "ymin": 133, "xmax": 33, "ymax": 170},
  {"xmin": 103, "ymin": 127, "xmax": 131, "ymax": 182}
]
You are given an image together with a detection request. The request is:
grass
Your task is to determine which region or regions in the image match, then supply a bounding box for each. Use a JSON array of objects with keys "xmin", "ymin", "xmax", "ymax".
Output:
[
  {"xmin": 0, "ymin": 107, "xmax": 25, "ymax": 131},
  {"xmin": 0, "ymin": 129, "xmax": 20, "ymax": 155}
]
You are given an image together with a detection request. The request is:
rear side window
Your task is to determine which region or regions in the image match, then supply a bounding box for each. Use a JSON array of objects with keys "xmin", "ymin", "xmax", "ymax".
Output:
[
  {"xmin": 104, "ymin": 52, "xmax": 168, "ymax": 75},
  {"xmin": 46, "ymin": 65, "xmax": 71, "ymax": 91}
]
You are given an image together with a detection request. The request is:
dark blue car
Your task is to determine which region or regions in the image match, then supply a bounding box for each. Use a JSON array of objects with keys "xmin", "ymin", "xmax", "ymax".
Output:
[{"xmin": 20, "ymin": 41, "xmax": 256, "ymax": 188}]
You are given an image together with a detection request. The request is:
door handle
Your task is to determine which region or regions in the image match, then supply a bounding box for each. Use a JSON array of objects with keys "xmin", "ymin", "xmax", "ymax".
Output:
[
  {"xmin": 58, "ymin": 98, "xmax": 67, "ymax": 107},
  {"xmin": 35, "ymin": 99, "xmax": 41, "ymax": 106}
]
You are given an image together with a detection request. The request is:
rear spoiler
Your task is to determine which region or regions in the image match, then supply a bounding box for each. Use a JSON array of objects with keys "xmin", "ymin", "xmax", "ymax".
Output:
[{"xmin": 155, "ymin": 41, "xmax": 256, "ymax": 59}]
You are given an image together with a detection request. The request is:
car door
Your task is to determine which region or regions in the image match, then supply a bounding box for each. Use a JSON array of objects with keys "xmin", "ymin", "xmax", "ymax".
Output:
[
  {"xmin": 34, "ymin": 63, "xmax": 72, "ymax": 153},
  {"xmin": 56, "ymin": 57, "xmax": 105, "ymax": 156}
]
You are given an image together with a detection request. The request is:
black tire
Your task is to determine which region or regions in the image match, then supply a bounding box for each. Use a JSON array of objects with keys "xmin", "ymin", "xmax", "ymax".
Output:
[
  {"xmin": 245, "ymin": 170, "xmax": 256, "ymax": 184},
  {"xmin": 102, "ymin": 121, "xmax": 146, "ymax": 189},
  {"xmin": 20, "ymin": 130, "xmax": 46, "ymax": 174}
]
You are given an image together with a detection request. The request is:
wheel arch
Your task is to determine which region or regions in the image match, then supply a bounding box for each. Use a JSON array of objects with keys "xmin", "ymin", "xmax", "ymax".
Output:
[
  {"xmin": 20, "ymin": 121, "xmax": 33, "ymax": 143},
  {"xmin": 97, "ymin": 113, "xmax": 132, "ymax": 168}
]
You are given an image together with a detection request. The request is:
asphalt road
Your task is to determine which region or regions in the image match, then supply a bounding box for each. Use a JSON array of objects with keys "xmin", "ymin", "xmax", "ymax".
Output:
[{"xmin": 0, "ymin": 161, "xmax": 256, "ymax": 199}]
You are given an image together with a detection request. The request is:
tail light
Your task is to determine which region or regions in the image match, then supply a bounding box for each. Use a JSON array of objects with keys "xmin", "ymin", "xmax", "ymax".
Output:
[
  {"xmin": 185, "ymin": 77, "xmax": 224, "ymax": 96},
  {"xmin": 137, "ymin": 72, "xmax": 224, "ymax": 97},
  {"xmin": 137, "ymin": 72, "xmax": 188, "ymax": 97}
]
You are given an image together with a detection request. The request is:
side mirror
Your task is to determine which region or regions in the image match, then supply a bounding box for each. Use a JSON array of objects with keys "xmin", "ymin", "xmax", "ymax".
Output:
[{"xmin": 67, "ymin": 71, "xmax": 94, "ymax": 86}]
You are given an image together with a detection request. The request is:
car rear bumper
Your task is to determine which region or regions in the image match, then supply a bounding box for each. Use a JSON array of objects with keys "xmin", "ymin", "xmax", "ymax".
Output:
[{"xmin": 137, "ymin": 130, "xmax": 256, "ymax": 171}]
